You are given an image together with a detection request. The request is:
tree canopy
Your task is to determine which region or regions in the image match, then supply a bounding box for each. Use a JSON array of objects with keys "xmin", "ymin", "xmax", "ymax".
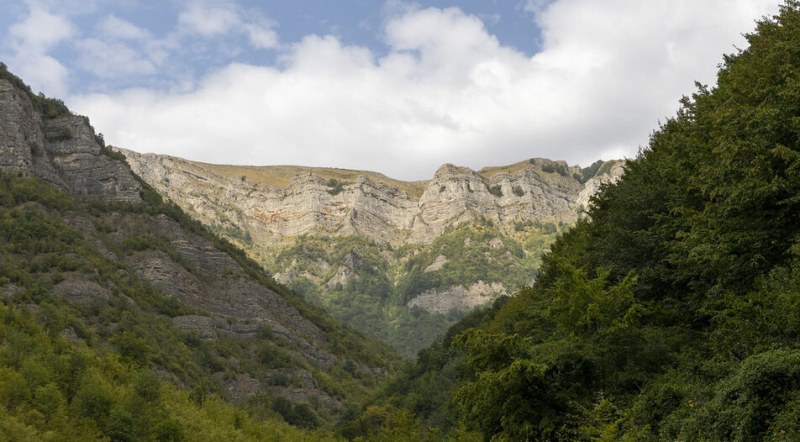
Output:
[{"xmin": 357, "ymin": 3, "xmax": 800, "ymax": 440}]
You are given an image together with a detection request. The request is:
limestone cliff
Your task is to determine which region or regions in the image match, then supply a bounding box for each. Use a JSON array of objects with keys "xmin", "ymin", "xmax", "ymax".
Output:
[
  {"xmin": 122, "ymin": 150, "xmax": 622, "ymax": 247},
  {"xmin": 120, "ymin": 148, "xmax": 623, "ymax": 356},
  {"xmin": 0, "ymin": 79, "xmax": 140, "ymax": 202}
]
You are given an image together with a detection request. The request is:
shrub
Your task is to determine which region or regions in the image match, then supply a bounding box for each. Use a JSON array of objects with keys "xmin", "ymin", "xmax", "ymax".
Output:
[{"xmin": 326, "ymin": 179, "xmax": 344, "ymax": 195}]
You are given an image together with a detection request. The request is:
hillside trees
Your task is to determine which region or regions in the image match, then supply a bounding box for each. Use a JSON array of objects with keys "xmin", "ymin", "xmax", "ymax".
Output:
[{"xmin": 364, "ymin": 2, "xmax": 800, "ymax": 440}]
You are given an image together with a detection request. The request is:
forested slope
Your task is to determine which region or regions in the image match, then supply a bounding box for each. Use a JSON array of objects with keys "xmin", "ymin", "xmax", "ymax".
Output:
[
  {"xmin": 357, "ymin": 3, "xmax": 800, "ymax": 440},
  {"xmin": 0, "ymin": 64, "xmax": 401, "ymax": 440}
]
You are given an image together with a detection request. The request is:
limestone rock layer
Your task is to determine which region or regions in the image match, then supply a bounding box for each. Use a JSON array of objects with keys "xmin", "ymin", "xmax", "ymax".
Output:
[{"xmin": 121, "ymin": 150, "xmax": 624, "ymax": 247}]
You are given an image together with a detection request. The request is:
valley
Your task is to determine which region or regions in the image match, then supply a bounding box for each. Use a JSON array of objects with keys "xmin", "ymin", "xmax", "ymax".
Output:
[
  {"xmin": 122, "ymin": 150, "xmax": 622, "ymax": 355},
  {"xmin": 2, "ymin": 3, "xmax": 800, "ymax": 440}
]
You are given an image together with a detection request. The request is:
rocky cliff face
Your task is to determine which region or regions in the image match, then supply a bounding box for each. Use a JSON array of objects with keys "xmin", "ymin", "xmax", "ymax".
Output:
[
  {"xmin": 0, "ymin": 74, "xmax": 398, "ymax": 421},
  {"xmin": 122, "ymin": 150, "xmax": 623, "ymax": 247},
  {"xmin": 120, "ymin": 148, "xmax": 624, "ymax": 356},
  {"xmin": 0, "ymin": 79, "xmax": 140, "ymax": 202}
]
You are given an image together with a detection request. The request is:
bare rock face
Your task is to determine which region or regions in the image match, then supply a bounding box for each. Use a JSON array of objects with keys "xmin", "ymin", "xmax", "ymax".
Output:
[
  {"xmin": 409, "ymin": 161, "xmax": 585, "ymax": 242},
  {"xmin": 122, "ymin": 213, "xmax": 328, "ymax": 345},
  {"xmin": 120, "ymin": 149, "xmax": 626, "ymax": 354},
  {"xmin": 575, "ymin": 161, "xmax": 626, "ymax": 212},
  {"xmin": 121, "ymin": 150, "xmax": 624, "ymax": 248},
  {"xmin": 0, "ymin": 79, "xmax": 38, "ymax": 174},
  {"xmin": 407, "ymin": 281, "xmax": 507, "ymax": 315},
  {"xmin": 51, "ymin": 277, "xmax": 112, "ymax": 305},
  {"xmin": 0, "ymin": 79, "xmax": 141, "ymax": 202}
]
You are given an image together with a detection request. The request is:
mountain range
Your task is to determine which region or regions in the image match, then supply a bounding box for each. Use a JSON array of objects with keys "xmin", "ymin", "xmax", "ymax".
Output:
[
  {"xmin": 120, "ymin": 149, "xmax": 622, "ymax": 355},
  {"xmin": 0, "ymin": 64, "xmax": 400, "ymax": 438},
  {"xmin": 4, "ymin": 4, "xmax": 799, "ymax": 439}
]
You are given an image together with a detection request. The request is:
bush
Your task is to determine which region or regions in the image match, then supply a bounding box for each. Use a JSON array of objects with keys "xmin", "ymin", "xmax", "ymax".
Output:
[{"xmin": 326, "ymin": 179, "xmax": 344, "ymax": 195}]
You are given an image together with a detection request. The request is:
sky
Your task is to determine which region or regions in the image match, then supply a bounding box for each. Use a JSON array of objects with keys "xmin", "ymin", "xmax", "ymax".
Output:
[{"xmin": 0, "ymin": 0, "xmax": 782, "ymax": 180}]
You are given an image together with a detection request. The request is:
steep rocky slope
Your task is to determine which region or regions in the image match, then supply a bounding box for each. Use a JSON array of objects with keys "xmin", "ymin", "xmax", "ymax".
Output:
[
  {"xmin": 0, "ymin": 79, "xmax": 140, "ymax": 201},
  {"xmin": 0, "ymin": 68, "xmax": 400, "ymax": 430},
  {"xmin": 123, "ymin": 151, "xmax": 621, "ymax": 247},
  {"xmin": 122, "ymin": 148, "xmax": 623, "ymax": 355}
]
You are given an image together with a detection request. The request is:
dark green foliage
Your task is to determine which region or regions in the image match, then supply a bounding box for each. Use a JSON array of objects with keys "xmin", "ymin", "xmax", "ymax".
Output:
[
  {"xmin": 272, "ymin": 398, "xmax": 320, "ymax": 429},
  {"xmin": 100, "ymin": 146, "xmax": 128, "ymax": 161},
  {"xmin": 541, "ymin": 161, "xmax": 569, "ymax": 176},
  {"xmin": 360, "ymin": 4, "xmax": 800, "ymax": 440},
  {"xmin": 512, "ymin": 185, "xmax": 525, "ymax": 197},
  {"xmin": 486, "ymin": 184, "xmax": 503, "ymax": 197},
  {"xmin": 577, "ymin": 160, "xmax": 604, "ymax": 184},
  {"xmin": 326, "ymin": 179, "xmax": 344, "ymax": 195},
  {"xmin": 0, "ymin": 63, "xmax": 70, "ymax": 119}
]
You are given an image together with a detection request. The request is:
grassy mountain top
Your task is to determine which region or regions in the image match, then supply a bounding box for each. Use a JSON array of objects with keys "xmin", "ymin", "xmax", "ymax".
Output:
[
  {"xmin": 151, "ymin": 155, "xmax": 619, "ymax": 201},
  {"xmin": 478, "ymin": 158, "xmax": 556, "ymax": 179},
  {"xmin": 196, "ymin": 162, "xmax": 429, "ymax": 198},
  {"xmin": 478, "ymin": 158, "xmax": 622, "ymax": 184}
]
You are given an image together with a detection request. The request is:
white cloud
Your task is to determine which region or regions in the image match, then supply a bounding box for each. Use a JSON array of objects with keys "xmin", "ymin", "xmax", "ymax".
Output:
[
  {"xmin": 244, "ymin": 22, "xmax": 279, "ymax": 49},
  {"xmin": 98, "ymin": 15, "xmax": 150, "ymax": 40},
  {"xmin": 73, "ymin": 1, "xmax": 780, "ymax": 180},
  {"xmin": 76, "ymin": 39, "xmax": 158, "ymax": 78},
  {"xmin": 7, "ymin": 3, "xmax": 74, "ymax": 95},
  {"xmin": 178, "ymin": 3, "xmax": 240, "ymax": 37},
  {"xmin": 176, "ymin": 2, "xmax": 280, "ymax": 51},
  {"xmin": 10, "ymin": 5, "xmax": 73, "ymax": 50},
  {"xmin": 70, "ymin": 14, "xmax": 170, "ymax": 81}
]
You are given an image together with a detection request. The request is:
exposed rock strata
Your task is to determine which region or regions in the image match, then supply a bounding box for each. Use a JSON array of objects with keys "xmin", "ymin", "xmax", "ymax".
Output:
[
  {"xmin": 122, "ymin": 150, "xmax": 623, "ymax": 247},
  {"xmin": 120, "ymin": 149, "xmax": 624, "ymax": 330},
  {"xmin": 407, "ymin": 281, "xmax": 507, "ymax": 314},
  {"xmin": 0, "ymin": 79, "xmax": 140, "ymax": 202}
]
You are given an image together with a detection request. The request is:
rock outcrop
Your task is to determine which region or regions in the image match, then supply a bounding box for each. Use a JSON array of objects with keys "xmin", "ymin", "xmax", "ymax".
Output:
[
  {"xmin": 122, "ymin": 150, "xmax": 624, "ymax": 247},
  {"xmin": 0, "ymin": 79, "xmax": 141, "ymax": 202},
  {"xmin": 407, "ymin": 280, "xmax": 507, "ymax": 315}
]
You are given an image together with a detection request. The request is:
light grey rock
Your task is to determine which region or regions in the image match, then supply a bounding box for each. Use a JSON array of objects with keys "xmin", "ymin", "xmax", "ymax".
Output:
[
  {"xmin": 51, "ymin": 278, "xmax": 112, "ymax": 304},
  {"xmin": 0, "ymin": 79, "xmax": 141, "ymax": 202},
  {"xmin": 122, "ymin": 150, "xmax": 623, "ymax": 249},
  {"xmin": 407, "ymin": 280, "xmax": 507, "ymax": 314}
]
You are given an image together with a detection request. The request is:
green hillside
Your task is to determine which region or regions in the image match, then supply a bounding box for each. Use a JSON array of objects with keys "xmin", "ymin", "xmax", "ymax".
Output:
[
  {"xmin": 351, "ymin": 4, "xmax": 800, "ymax": 440},
  {"xmin": 271, "ymin": 220, "xmax": 560, "ymax": 357},
  {"xmin": 0, "ymin": 64, "xmax": 401, "ymax": 439},
  {"xmin": 0, "ymin": 173, "xmax": 347, "ymax": 440}
]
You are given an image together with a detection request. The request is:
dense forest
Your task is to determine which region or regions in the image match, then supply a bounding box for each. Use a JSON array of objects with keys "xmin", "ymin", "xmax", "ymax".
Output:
[
  {"xmin": 351, "ymin": 3, "xmax": 800, "ymax": 440},
  {"xmin": 3, "ymin": 2, "xmax": 800, "ymax": 441},
  {"xmin": 0, "ymin": 174, "xmax": 351, "ymax": 440}
]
